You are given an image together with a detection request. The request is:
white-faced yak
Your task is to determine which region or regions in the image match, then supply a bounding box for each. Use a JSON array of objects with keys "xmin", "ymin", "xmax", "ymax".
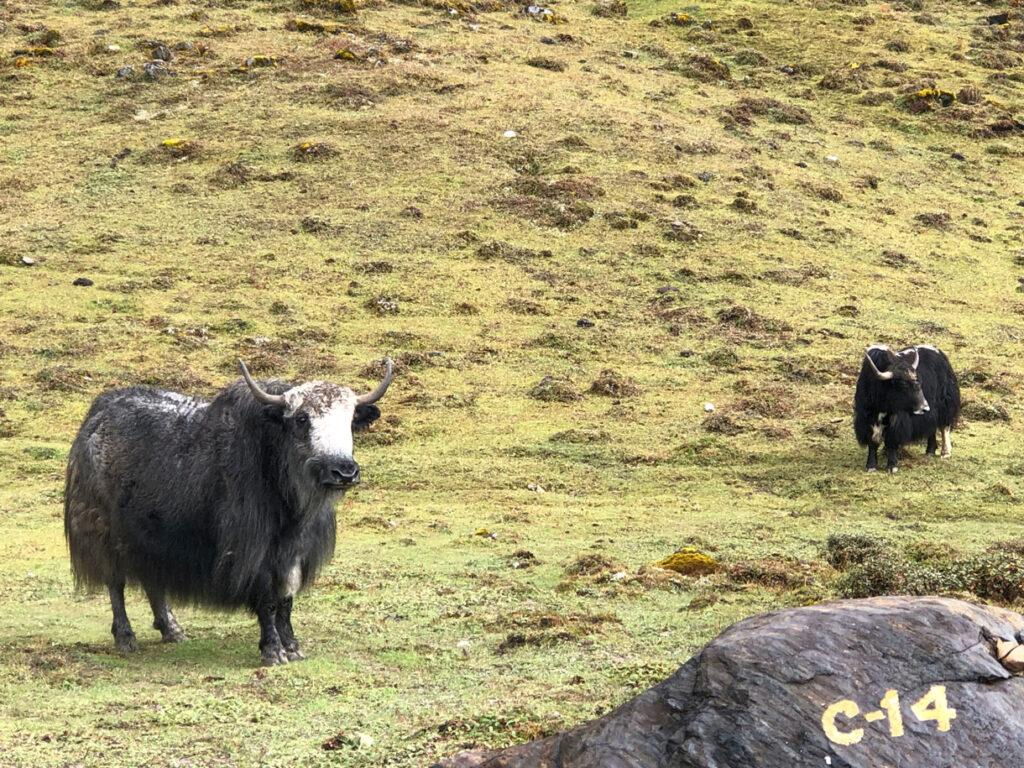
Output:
[
  {"xmin": 853, "ymin": 345, "xmax": 960, "ymax": 474},
  {"xmin": 64, "ymin": 359, "xmax": 392, "ymax": 665}
]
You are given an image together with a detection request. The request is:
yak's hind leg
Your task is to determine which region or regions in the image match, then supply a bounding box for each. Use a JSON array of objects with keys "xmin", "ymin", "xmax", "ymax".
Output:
[
  {"xmin": 145, "ymin": 585, "xmax": 186, "ymax": 643},
  {"xmin": 275, "ymin": 597, "xmax": 305, "ymax": 661},
  {"xmin": 941, "ymin": 426, "xmax": 952, "ymax": 458},
  {"xmin": 108, "ymin": 579, "xmax": 137, "ymax": 653},
  {"xmin": 926, "ymin": 433, "xmax": 938, "ymax": 456}
]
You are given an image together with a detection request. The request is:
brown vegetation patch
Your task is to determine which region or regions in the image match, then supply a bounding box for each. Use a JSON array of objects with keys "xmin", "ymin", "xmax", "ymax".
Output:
[
  {"xmin": 588, "ymin": 369, "xmax": 640, "ymax": 398},
  {"xmin": 961, "ymin": 401, "xmax": 1011, "ymax": 422},
  {"xmin": 525, "ymin": 56, "xmax": 566, "ymax": 72},
  {"xmin": 716, "ymin": 305, "xmax": 792, "ymax": 340},
  {"xmin": 819, "ymin": 64, "xmax": 872, "ymax": 92},
  {"xmin": 678, "ymin": 54, "xmax": 730, "ymax": 81},
  {"xmin": 914, "ymin": 211, "xmax": 952, "ymax": 229},
  {"xmin": 802, "ymin": 182, "xmax": 843, "ymax": 202},
  {"xmin": 289, "ymin": 141, "xmax": 338, "ymax": 162},
  {"xmin": 732, "ymin": 380, "xmax": 795, "ymax": 419},
  {"xmin": 727, "ymin": 97, "xmax": 813, "ymax": 125},
  {"xmin": 726, "ymin": 558, "xmax": 824, "ymax": 588},
  {"xmin": 475, "ymin": 241, "xmax": 552, "ymax": 263},
  {"xmin": 33, "ymin": 366, "xmax": 91, "ymax": 392},
  {"xmin": 550, "ymin": 428, "xmax": 610, "ymax": 443},
  {"xmin": 702, "ymin": 412, "xmax": 744, "ymax": 435},
  {"xmin": 527, "ymin": 376, "xmax": 581, "ymax": 403}
]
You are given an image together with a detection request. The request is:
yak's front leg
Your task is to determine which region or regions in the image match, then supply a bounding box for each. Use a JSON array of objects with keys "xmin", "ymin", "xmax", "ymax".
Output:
[
  {"xmin": 275, "ymin": 596, "xmax": 305, "ymax": 661},
  {"xmin": 252, "ymin": 573, "xmax": 288, "ymax": 666},
  {"xmin": 866, "ymin": 442, "xmax": 879, "ymax": 472},
  {"xmin": 926, "ymin": 432, "xmax": 938, "ymax": 456},
  {"xmin": 886, "ymin": 444, "xmax": 900, "ymax": 474}
]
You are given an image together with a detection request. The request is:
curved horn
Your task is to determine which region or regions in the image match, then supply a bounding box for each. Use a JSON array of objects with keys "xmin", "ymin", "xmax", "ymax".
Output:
[
  {"xmin": 864, "ymin": 351, "xmax": 894, "ymax": 381},
  {"xmin": 908, "ymin": 347, "xmax": 920, "ymax": 371},
  {"xmin": 238, "ymin": 359, "xmax": 287, "ymax": 406},
  {"xmin": 357, "ymin": 358, "xmax": 393, "ymax": 405}
]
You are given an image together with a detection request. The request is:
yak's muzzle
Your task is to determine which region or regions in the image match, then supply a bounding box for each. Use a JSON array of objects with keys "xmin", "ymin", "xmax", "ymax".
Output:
[{"xmin": 308, "ymin": 457, "xmax": 361, "ymax": 488}]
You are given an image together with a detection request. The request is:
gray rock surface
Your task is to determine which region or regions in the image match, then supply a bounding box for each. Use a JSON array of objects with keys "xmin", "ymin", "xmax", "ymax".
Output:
[{"xmin": 437, "ymin": 597, "xmax": 1024, "ymax": 768}]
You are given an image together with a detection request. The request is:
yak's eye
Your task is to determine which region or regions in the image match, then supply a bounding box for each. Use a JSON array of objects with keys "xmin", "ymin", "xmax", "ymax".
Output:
[{"xmin": 295, "ymin": 412, "xmax": 310, "ymax": 428}]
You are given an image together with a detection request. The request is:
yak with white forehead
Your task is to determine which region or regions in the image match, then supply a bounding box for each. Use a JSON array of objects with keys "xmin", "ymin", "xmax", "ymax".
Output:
[
  {"xmin": 64, "ymin": 359, "xmax": 392, "ymax": 666},
  {"xmin": 853, "ymin": 344, "xmax": 960, "ymax": 474}
]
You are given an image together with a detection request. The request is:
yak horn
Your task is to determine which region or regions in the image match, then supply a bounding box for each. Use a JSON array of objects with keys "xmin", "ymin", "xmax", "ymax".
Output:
[
  {"xmin": 239, "ymin": 359, "xmax": 287, "ymax": 406},
  {"xmin": 864, "ymin": 351, "xmax": 894, "ymax": 381},
  {"xmin": 357, "ymin": 358, "xmax": 393, "ymax": 405},
  {"xmin": 908, "ymin": 348, "xmax": 920, "ymax": 371}
]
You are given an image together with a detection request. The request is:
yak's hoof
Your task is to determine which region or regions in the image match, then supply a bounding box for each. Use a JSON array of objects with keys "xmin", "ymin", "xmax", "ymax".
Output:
[
  {"xmin": 261, "ymin": 647, "xmax": 289, "ymax": 666},
  {"xmin": 115, "ymin": 633, "xmax": 138, "ymax": 653},
  {"xmin": 887, "ymin": 466, "xmax": 899, "ymax": 474},
  {"xmin": 286, "ymin": 648, "xmax": 306, "ymax": 662},
  {"xmin": 941, "ymin": 452, "xmax": 951, "ymax": 459},
  {"xmin": 155, "ymin": 620, "xmax": 187, "ymax": 643}
]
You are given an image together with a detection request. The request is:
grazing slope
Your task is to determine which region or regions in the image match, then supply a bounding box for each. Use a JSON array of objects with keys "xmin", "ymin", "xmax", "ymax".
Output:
[{"xmin": 1, "ymin": 0, "xmax": 1024, "ymax": 764}]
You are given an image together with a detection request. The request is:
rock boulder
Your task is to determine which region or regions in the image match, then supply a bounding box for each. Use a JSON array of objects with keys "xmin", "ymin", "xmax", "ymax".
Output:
[{"xmin": 437, "ymin": 597, "xmax": 1024, "ymax": 768}]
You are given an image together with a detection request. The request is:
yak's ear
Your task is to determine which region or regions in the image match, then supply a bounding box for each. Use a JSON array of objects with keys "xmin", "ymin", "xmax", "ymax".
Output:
[{"xmin": 353, "ymin": 403, "xmax": 381, "ymax": 432}]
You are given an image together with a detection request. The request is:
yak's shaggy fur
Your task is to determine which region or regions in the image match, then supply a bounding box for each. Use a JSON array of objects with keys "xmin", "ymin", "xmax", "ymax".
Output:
[
  {"xmin": 64, "ymin": 368, "xmax": 387, "ymax": 665},
  {"xmin": 853, "ymin": 345, "xmax": 960, "ymax": 473}
]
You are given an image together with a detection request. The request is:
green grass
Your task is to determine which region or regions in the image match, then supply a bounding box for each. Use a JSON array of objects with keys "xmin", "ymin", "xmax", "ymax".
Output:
[{"xmin": 2, "ymin": 0, "xmax": 1024, "ymax": 764}]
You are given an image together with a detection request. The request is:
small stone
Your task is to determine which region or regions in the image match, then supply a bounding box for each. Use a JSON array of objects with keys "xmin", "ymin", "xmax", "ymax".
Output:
[
  {"xmin": 696, "ymin": 171, "xmax": 713, "ymax": 183},
  {"xmin": 21, "ymin": 256, "xmax": 35, "ymax": 266},
  {"xmin": 527, "ymin": 483, "xmax": 546, "ymax": 493},
  {"xmin": 825, "ymin": 155, "xmax": 839, "ymax": 163},
  {"xmin": 704, "ymin": 402, "xmax": 715, "ymax": 412},
  {"xmin": 780, "ymin": 65, "xmax": 795, "ymax": 74},
  {"xmin": 115, "ymin": 66, "xmax": 134, "ymax": 78},
  {"xmin": 355, "ymin": 733, "xmax": 374, "ymax": 749},
  {"xmin": 576, "ymin": 318, "xmax": 595, "ymax": 328},
  {"xmin": 951, "ymin": 152, "xmax": 966, "ymax": 161},
  {"xmin": 151, "ymin": 43, "xmax": 173, "ymax": 61},
  {"xmin": 72, "ymin": 277, "xmax": 94, "ymax": 287},
  {"xmin": 623, "ymin": 50, "xmax": 639, "ymax": 59},
  {"xmin": 504, "ymin": 130, "xmax": 518, "ymax": 138},
  {"xmin": 680, "ymin": 350, "xmax": 694, "ymax": 357}
]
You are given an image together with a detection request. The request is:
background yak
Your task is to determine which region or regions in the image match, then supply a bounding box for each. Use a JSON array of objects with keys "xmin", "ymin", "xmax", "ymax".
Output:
[
  {"xmin": 64, "ymin": 359, "xmax": 392, "ymax": 665},
  {"xmin": 853, "ymin": 344, "xmax": 960, "ymax": 473}
]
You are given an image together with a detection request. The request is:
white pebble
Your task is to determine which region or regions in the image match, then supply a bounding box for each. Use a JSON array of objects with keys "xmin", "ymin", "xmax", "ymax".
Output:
[{"xmin": 503, "ymin": 130, "xmax": 518, "ymax": 138}]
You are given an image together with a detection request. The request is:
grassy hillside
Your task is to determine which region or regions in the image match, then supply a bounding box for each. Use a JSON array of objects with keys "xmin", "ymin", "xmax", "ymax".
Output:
[{"xmin": 2, "ymin": 0, "xmax": 1024, "ymax": 764}]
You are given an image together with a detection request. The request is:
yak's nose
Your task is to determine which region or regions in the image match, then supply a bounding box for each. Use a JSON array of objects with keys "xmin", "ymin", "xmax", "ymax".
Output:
[
  {"xmin": 914, "ymin": 399, "xmax": 930, "ymax": 415},
  {"xmin": 319, "ymin": 458, "xmax": 360, "ymax": 487}
]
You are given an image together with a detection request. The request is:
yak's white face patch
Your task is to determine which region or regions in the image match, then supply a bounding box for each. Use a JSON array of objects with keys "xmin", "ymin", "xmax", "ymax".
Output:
[{"xmin": 283, "ymin": 381, "xmax": 357, "ymax": 458}]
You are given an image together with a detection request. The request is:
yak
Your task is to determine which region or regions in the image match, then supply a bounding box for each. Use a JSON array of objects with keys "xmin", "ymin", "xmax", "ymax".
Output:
[
  {"xmin": 64, "ymin": 359, "xmax": 392, "ymax": 665},
  {"xmin": 853, "ymin": 344, "xmax": 960, "ymax": 474}
]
